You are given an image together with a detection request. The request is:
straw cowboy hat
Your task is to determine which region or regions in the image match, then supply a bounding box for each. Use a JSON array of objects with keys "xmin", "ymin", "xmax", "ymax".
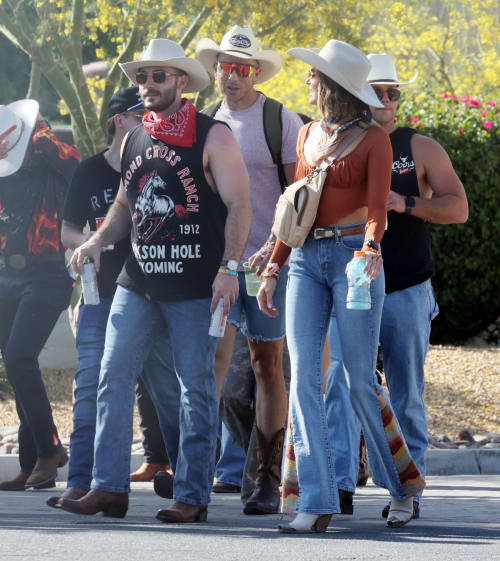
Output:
[
  {"xmin": 367, "ymin": 53, "xmax": 418, "ymax": 87},
  {"xmin": 0, "ymin": 99, "xmax": 39, "ymax": 178},
  {"xmin": 195, "ymin": 25, "xmax": 282, "ymax": 84},
  {"xmin": 120, "ymin": 39, "xmax": 210, "ymax": 94},
  {"xmin": 287, "ymin": 40, "xmax": 383, "ymax": 108}
]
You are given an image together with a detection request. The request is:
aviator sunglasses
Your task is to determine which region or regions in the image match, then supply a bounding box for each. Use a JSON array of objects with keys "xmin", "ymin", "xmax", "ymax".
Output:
[
  {"xmin": 217, "ymin": 61, "xmax": 256, "ymax": 78},
  {"xmin": 372, "ymin": 87, "xmax": 401, "ymax": 102},
  {"xmin": 135, "ymin": 70, "xmax": 181, "ymax": 85}
]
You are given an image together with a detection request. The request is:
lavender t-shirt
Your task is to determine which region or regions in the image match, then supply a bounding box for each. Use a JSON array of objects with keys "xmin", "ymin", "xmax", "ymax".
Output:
[{"xmin": 215, "ymin": 94, "xmax": 303, "ymax": 267}]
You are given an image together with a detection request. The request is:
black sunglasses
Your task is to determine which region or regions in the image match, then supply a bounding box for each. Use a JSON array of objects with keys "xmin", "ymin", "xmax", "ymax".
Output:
[
  {"xmin": 135, "ymin": 70, "xmax": 180, "ymax": 85},
  {"xmin": 372, "ymin": 87, "xmax": 401, "ymax": 102}
]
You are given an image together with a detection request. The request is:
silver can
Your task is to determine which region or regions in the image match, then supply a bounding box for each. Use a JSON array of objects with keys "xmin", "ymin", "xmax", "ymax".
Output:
[
  {"xmin": 209, "ymin": 298, "xmax": 227, "ymax": 338},
  {"xmin": 81, "ymin": 262, "xmax": 100, "ymax": 305}
]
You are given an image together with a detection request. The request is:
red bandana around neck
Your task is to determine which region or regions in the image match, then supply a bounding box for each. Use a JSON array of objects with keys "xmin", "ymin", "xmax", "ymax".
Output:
[{"xmin": 142, "ymin": 98, "xmax": 197, "ymax": 148}]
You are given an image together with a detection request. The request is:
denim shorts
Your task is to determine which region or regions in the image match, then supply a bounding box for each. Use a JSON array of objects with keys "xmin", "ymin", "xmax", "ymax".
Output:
[{"xmin": 227, "ymin": 265, "xmax": 288, "ymax": 342}]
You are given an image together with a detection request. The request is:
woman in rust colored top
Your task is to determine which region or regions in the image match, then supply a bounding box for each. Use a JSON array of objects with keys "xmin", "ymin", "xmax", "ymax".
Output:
[{"xmin": 257, "ymin": 41, "xmax": 425, "ymax": 534}]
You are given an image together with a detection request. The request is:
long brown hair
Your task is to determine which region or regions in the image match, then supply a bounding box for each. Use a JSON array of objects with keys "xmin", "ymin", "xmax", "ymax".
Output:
[{"xmin": 316, "ymin": 70, "xmax": 368, "ymax": 118}]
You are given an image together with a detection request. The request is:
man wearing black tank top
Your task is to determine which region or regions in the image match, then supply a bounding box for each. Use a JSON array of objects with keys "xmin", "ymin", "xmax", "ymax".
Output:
[
  {"xmin": 368, "ymin": 55, "xmax": 468, "ymax": 516},
  {"xmin": 328, "ymin": 54, "xmax": 468, "ymax": 520},
  {"xmin": 59, "ymin": 39, "xmax": 251, "ymax": 523}
]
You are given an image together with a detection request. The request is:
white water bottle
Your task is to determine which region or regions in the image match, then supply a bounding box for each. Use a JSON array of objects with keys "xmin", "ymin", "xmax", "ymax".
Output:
[
  {"xmin": 81, "ymin": 258, "xmax": 100, "ymax": 306},
  {"xmin": 209, "ymin": 298, "xmax": 227, "ymax": 337}
]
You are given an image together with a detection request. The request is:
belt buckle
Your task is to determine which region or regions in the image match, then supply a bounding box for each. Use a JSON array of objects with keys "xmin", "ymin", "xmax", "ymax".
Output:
[
  {"xmin": 9, "ymin": 254, "xmax": 27, "ymax": 270},
  {"xmin": 314, "ymin": 228, "xmax": 334, "ymax": 240}
]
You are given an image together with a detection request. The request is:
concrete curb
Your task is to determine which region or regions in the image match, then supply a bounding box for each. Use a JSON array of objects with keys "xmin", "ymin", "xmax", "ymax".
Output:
[
  {"xmin": 426, "ymin": 449, "xmax": 500, "ymax": 476},
  {"xmin": 0, "ymin": 450, "xmax": 499, "ymax": 482}
]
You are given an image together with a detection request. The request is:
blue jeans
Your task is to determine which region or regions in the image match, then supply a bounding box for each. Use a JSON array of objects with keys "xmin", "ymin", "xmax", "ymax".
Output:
[
  {"xmin": 68, "ymin": 298, "xmax": 177, "ymax": 490},
  {"xmin": 227, "ymin": 266, "xmax": 289, "ymax": 341},
  {"xmin": 285, "ymin": 231, "xmax": 425, "ymax": 513},
  {"xmin": 324, "ymin": 309, "xmax": 361, "ymax": 494},
  {"xmin": 329, "ymin": 279, "xmax": 438, "ymax": 501},
  {"xmin": 91, "ymin": 286, "xmax": 218, "ymax": 506},
  {"xmin": 216, "ymin": 422, "xmax": 245, "ymax": 487}
]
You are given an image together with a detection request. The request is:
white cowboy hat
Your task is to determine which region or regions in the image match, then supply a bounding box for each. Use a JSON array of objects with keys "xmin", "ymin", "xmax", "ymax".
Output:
[
  {"xmin": 119, "ymin": 39, "xmax": 210, "ymax": 94},
  {"xmin": 367, "ymin": 53, "xmax": 418, "ymax": 87},
  {"xmin": 195, "ymin": 25, "xmax": 282, "ymax": 84},
  {"xmin": 287, "ymin": 40, "xmax": 383, "ymax": 108},
  {"xmin": 0, "ymin": 100, "xmax": 39, "ymax": 178}
]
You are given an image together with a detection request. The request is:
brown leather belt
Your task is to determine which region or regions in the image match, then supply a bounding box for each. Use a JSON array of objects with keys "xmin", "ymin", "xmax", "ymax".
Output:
[
  {"xmin": 311, "ymin": 224, "xmax": 366, "ymax": 240},
  {"xmin": 0, "ymin": 253, "xmax": 64, "ymax": 270}
]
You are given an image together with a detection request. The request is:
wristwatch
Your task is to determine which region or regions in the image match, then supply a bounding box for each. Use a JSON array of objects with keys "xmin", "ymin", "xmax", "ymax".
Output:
[
  {"xmin": 404, "ymin": 196, "xmax": 415, "ymax": 214},
  {"xmin": 221, "ymin": 259, "xmax": 238, "ymax": 271},
  {"xmin": 363, "ymin": 239, "xmax": 380, "ymax": 252}
]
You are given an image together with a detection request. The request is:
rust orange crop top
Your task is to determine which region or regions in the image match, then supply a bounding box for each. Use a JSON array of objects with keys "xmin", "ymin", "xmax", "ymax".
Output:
[{"xmin": 270, "ymin": 122, "xmax": 393, "ymax": 268}]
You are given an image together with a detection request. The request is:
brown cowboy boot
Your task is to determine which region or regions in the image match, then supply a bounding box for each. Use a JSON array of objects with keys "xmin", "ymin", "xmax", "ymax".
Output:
[
  {"xmin": 156, "ymin": 501, "xmax": 208, "ymax": 523},
  {"xmin": 243, "ymin": 427, "xmax": 284, "ymax": 515},
  {"xmin": 356, "ymin": 433, "xmax": 370, "ymax": 486},
  {"xmin": 46, "ymin": 486, "xmax": 88, "ymax": 509},
  {"xmin": 59, "ymin": 489, "xmax": 128, "ymax": 518},
  {"xmin": 0, "ymin": 471, "xmax": 55, "ymax": 491},
  {"xmin": 130, "ymin": 462, "xmax": 170, "ymax": 482},
  {"xmin": 25, "ymin": 447, "xmax": 68, "ymax": 488}
]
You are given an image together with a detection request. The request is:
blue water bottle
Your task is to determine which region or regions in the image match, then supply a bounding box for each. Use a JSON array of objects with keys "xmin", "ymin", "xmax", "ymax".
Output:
[{"xmin": 346, "ymin": 251, "xmax": 371, "ymax": 310}]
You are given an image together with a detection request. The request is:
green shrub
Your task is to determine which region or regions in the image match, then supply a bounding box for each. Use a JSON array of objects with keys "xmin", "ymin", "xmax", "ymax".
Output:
[{"xmin": 397, "ymin": 92, "xmax": 500, "ymax": 342}]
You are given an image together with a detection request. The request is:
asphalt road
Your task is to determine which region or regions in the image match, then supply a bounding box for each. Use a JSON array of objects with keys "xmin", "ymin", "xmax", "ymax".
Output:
[{"xmin": 1, "ymin": 476, "xmax": 499, "ymax": 561}]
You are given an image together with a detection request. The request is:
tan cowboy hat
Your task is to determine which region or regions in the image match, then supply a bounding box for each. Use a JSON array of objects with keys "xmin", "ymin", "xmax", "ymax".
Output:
[
  {"xmin": 0, "ymin": 100, "xmax": 39, "ymax": 178},
  {"xmin": 195, "ymin": 25, "xmax": 282, "ymax": 84},
  {"xmin": 367, "ymin": 53, "xmax": 418, "ymax": 87},
  {"xmin": 119, "ymin": 39, "xmax": 210, "ymax": 94},
  {"xmin": 287, "ymin": 40, "xmax": 383, "ymax": 108}
]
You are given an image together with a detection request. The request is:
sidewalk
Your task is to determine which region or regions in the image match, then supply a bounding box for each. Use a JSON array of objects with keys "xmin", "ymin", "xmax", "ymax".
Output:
[{"xmin": 1, "ymin": 476, "xmax": 499, "ymax": 561}]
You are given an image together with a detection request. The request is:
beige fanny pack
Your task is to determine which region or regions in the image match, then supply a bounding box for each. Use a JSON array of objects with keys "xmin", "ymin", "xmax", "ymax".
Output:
[{"xmin": 271, "ymin": 122, "xmax": 369, "ymax": 249}]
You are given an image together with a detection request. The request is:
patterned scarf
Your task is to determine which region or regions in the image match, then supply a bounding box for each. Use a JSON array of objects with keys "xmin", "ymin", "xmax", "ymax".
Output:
[
  {"xmin": 142, "ymin": 98, "xmax": 197, "ymax": 148},
  {"xmin": 305, "ymin": 111, "xmax": 371, "ymax": 166}
]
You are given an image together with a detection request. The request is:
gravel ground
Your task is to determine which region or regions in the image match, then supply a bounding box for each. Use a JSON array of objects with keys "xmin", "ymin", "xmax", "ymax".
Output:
[{"xmin": 0, "ymin": 345, "xmax": 499, "ymax": 440}]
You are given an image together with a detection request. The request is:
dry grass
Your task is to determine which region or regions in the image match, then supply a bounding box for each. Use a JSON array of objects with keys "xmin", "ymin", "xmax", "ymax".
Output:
[{"xmin": 1, "ymin": 346, "xmax": 499, "ymax": 440}]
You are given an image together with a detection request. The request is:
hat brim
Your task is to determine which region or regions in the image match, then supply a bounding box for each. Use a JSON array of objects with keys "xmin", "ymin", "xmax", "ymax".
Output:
[
  {"xmin": 195, "ymin": 38, "xmax": 282, "ymax": 84},
  {"xmin": 119, "ymin": 57, "xmax": 210, "ymax": 94},
  {"xmin": 0, "ymin": 99, "xmax": 39, "ymax": 178},
  {"xmin": 286, "ymin": 47, "xmax": 384, "ymax": 108},
  {"xmin": 369, "ymin": 72, "xmax": 419, "ymax": 88}
]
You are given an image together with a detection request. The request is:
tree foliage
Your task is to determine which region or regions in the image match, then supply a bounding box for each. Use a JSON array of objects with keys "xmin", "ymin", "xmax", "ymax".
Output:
[
  {"xmin": 1, "ymin": 1, "xmax": 499, "ymax": 158},
  {"xmin": 0, "ymin": 0, "xmax": 358, "ymax": 158}
]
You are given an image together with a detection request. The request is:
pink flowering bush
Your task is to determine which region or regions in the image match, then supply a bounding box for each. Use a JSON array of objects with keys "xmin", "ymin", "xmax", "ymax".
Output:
[{"xmin": 397, "ymin": 92, "xmax": 500, "ymax": 342}]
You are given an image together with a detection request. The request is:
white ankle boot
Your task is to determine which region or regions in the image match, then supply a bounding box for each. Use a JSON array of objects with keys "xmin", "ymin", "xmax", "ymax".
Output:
[
  {"xmin": 387, "ymin": 497, "xmax": 414, "ymax": 527},
  {"xmin": 278, "ymin": 513, "xmax": 333, "ymax": 534}
]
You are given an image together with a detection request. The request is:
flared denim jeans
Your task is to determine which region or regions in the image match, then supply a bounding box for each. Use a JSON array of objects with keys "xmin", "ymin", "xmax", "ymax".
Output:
[
  {"xmin": 284, "ymin": 229, "xmax": 425, "ymax": 514},
  {"xmin": 328, "ymin": 279, "xmax": 438, "ymax": 501}
]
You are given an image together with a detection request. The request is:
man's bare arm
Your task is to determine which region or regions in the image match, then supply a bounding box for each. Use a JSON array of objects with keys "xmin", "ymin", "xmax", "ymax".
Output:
[
  {"xmin": 205, "ymin": 123, "xmax": 251, "ymax": 313},
  {"xmin": 71, "ymin": 181, "xmax": 132, "ymax": 274},
  {"xmin": 207, "ymin": 124, "xmax": 251, "ymax": 261},
  {"xmin": 387, "ymin": 135, "xmax": 469, "ymax": 224},
  {"xmin": 61, "ymin": 221, "xmax": 93, "ymax": 251}
]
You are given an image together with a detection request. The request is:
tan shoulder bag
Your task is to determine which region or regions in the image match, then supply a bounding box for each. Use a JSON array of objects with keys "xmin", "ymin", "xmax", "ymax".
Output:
[{"xmin": 271, "ymin": 122, "xmax": 369, "ymax": 249}]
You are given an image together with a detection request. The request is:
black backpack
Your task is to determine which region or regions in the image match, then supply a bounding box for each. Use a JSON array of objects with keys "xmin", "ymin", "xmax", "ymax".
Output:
[{"xmin": 202, "ymin": 95, "xmax": 288, "ymax": 193}]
